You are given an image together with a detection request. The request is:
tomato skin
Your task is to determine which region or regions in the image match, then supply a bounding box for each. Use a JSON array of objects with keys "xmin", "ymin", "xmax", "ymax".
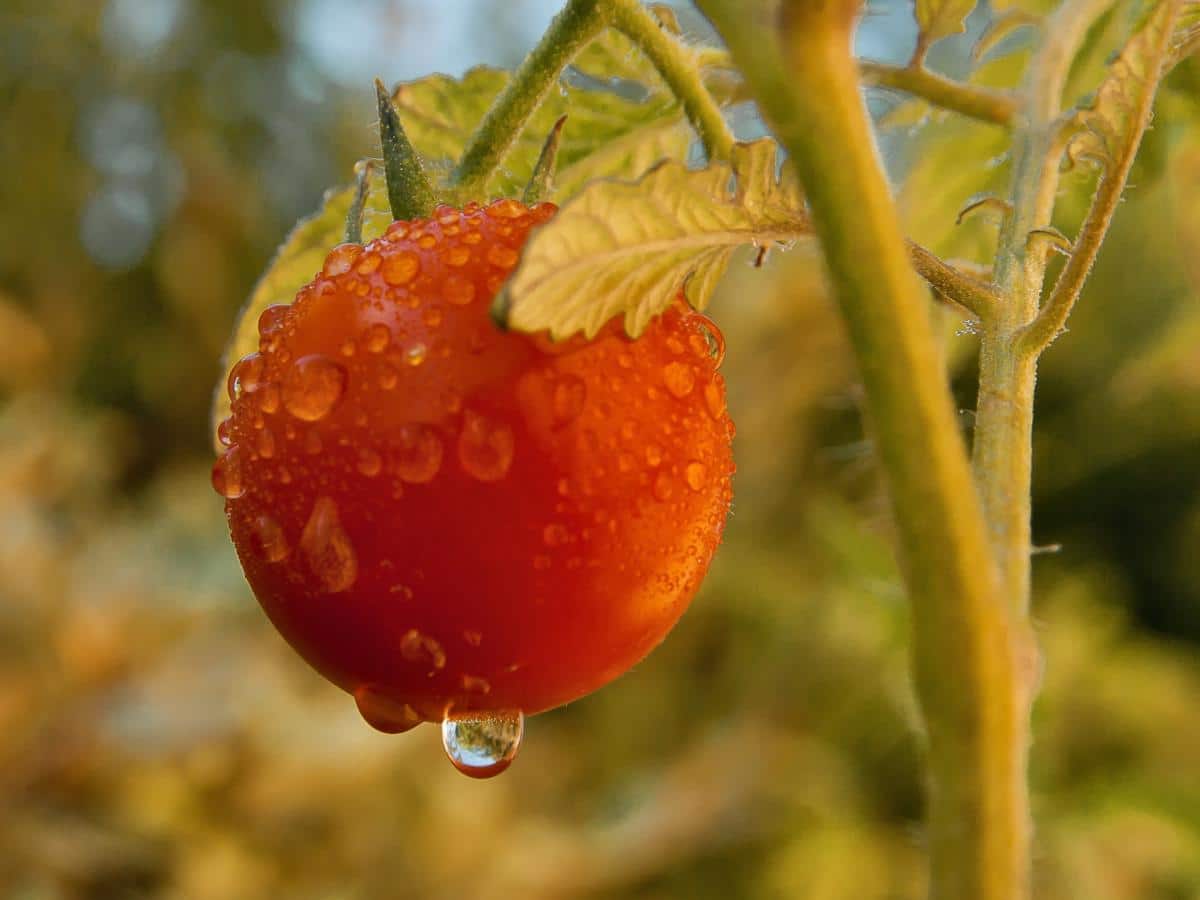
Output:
[{"xmin": 215, "ymin": 199, "xmax": 734, "ymax": 724}]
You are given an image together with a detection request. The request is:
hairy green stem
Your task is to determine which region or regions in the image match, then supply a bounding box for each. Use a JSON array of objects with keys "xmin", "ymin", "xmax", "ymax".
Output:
[
  {"xmin": 605, "ymin": 0, "xmax": 736, "ymax": 160},
  {"xmin": 859, "ymin": 61, "xmax": 1019, "ymax": 126},
  {"xmin": 450, "ymin": 0, "xmax": 606, "ymax": 196},
  {"xmin": 973, "ymin": 0, "xmax": 1117, "ymax": 615},
  {"xmin": 698, "ymin": 2, "xmax": 1030, "ymax": 897},
  {"xmin": 375, "ymin": 79, "xmax": 436, "ymax": 219}
]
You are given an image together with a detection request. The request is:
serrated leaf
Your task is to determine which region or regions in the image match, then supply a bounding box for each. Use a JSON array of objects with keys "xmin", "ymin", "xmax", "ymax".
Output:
[
  {"xmin": 915, "ymin": 0, "xmax": 978, "ymax": 51},
  {"xmin": 210, "ymin": 170, "xmax": 392, "ymax": 447},
  {"xmin": 391, "ymin": 31, "xmax": 696, "ymax": 202},
  {"xmin": 499, "ymin": 139, "xmax": 809, "ymax": 341},
  {"xmin": 1069, "ymin": 0, "xmax": 1181, "ymax": 171}
]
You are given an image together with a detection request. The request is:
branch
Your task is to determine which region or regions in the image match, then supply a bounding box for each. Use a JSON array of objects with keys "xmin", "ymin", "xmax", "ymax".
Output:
[
  {"xmin": 908, "ymin": 240, "xmax": 1000, "ymax": 318},
  {"xmin": 1018, "ymin": 0, "xmax": 1183, "ymax": 356},
  {"xmin": 696, "ymin": 2, "xmax": 1031, "ymax": 897},
  {"xmin": 449, "ymin": 0, "xmax": 606, "ymax": 196},
  {"xmin": 859, "ymin": 61, "xmax": 1020, "ymax": 126},
  {"xmin": 604, "ymin": 0, "xmax": 736, "ymax": 161}
]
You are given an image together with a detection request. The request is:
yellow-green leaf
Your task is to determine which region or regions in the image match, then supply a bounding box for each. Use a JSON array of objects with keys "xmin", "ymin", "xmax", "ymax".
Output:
[
  {"xmin": 498, "ymin": 139, "xmax": 809, "ymax": 341},
  {"xmin": 915, "ymin": 0, "xmax": 978, "ymax": 52},
  {"xmin": 210, "ymin": 169, "xmax": 392, "ymax": 448}
]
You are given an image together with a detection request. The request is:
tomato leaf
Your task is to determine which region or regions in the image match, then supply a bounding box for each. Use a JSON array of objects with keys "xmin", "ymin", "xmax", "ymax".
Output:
[
  {"xmin": 392, "ymin": 31, "xmax": 694, "ymax": 201},
  {"xmin": 915, "ymin": 0, "xmax": 978, "ymax": 53},
  {"xmin": 1067, "ymin": 0, "xmax": 1182, "ymax": 172},
  {"xmin": 497, "ymin": 139, "xmax": 809, "ymax": 341}
]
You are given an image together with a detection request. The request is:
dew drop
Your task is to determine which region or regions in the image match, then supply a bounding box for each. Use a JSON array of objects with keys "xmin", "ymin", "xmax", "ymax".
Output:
[
  {"xmin": 400, "ymin": 629, "xmax": 446, "ymax": 670},
  {"xmin": 441, "ymin": 710, "xmax": 524, "ymax": 779},
  {"xmin": 378, "ymin": 364, "xmax": 399, "ymax": 390},
  {"xmin": 211, "ymin": 445, "xmax": 245, "ymax": 499},
  {"xmin": 443, "ymin": 275, "xmax": 475, "ymax": 305},
  {"xmin": 257, "ymin": 383, "xmax": 281, "ymax": 414},
  {"xmin": 653, "ymin": 471, "xmax": 674, "ymax": 502},
  {"xmin": 703, "ymin": 379, "xmax": 725, "ymax": 421},
  {"xmin": 458, "ymin": 411, "xmax": 515, "ymax": 482},
  {"xmin": 463, "ymin": 231, "xmax": 482, "ymax": 245},
  {"xmin": 542, "ymin": 523, "xmax": 569, "ymax": 547},
  {"xmin": 443, "ymin": 245, "xmax": 471, "ymax": 267},
  {"xmin": 645, "ymin": 444, "xmax": 664, "ymax": 467},
  {"xmin": 486, "ymin": 198, "xmax": 526, "ymax": 220},
  {"xmin": 252, "ymin": 514, "xmax": 290, "ymax": 562},
  {"xmin": 258, "ymin": 304, "xmax": 289, "ymax": 340},
  {"xmin": 551, "ymin": 375, "xmax": 586, "ymax": 426},
  {"xmin": 405, "ymin": 343, "xmax": 428, "ymax": 367},
  {"xmin": 299, "ymin": 496, "xmax": 358, "ymax": 593},
  {"xmin": 257, "ymin": 428, "xmax": 276, "ymax": 459},
  {"xmin": 418, "ymin": 234, "xmax": 437, "ymax": 249},
  {"xmin": 355, "ymin": 686, "xmax": 421, "ymax": 734},
  {"xmin": 662, "ymin": 361, "xmax": 695, "ymax": 398},
  {"xmin": 393, "ymin": 424, "xmax": 443, "ymax": 483},
  {"xmin": 381, "ymin": 251, "xmax": 420, "ymax": 285},
  {"xmin": 356, "ymin": 252, "xmax": 381, "ymax": 275},
  {"xmin": 216, "ymin": 417, "xmax": 234, "ymax": 447},
  {"xmin": 666, "ymin": 336, "xmax": 686, "ymax": 355},
  {"xmin": 322, "ymin": 242, "xmax": 362, "ymax": 276},
  {"xmin": 486, "ymin": 244, "xmax": 519, "ymax": 269},
  {"xmin": 364, "ymin": 323, "xmax": 391, "ymax": 353},
  {"xmin": 357, "ymin": 448, "xmax": 382, "ymax": 477},
  {"xmin": 282, "ymin": 354, "xmax": 347, "ymax": 422},
  {"xmin": 685, "ymin": 461, "xmax": 707, "ymax": 491},
  {"xmin": 227, "ymin": 353, "xmax": 264, "ymax": 401}
]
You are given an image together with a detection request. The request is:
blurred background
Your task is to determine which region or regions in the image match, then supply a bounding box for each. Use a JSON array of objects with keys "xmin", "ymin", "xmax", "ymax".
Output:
[{"xmin": 1, "ymin": 0, "xmax": 1199, "ymax": 897}]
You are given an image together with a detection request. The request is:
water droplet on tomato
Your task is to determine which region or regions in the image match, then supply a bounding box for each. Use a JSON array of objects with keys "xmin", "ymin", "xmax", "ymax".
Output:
[
  {"xmin": 381, "ymin": 251, "xmax": 420, "ymax": 285},
  {"xmin": 211, "ymin": 445, "xmax": 244, "ymax": 499},
  {"xmin": 252, "ymin": 514, "xmax": 289, "ymax": 562},
  {"xmin": 364, "ymin": 323, "xmax": 391, "ymax": 353},
  {"xmin": 227, "ymin": 353, "xmax": 264, "ymax": 401},
  {"xmin": 645, "ymin": 444, "xmax": 664, "ymax": 467},
  {"xmin": 405, "ymin": 343, "xmax": 428, "ymax": 367},
  {"xmin": 216, "ymin": 417, "xmax": 234, "ymax": 447},
  {"xmin": 393, "ymin": 424, "xmax": 443, "ymax": 483},
  {"xmin": 258, "ymin": 383, "xmax": 281, "ymax": 414},
  {"xmin": 694, "ymin": 315, "xmax": 726, "ymax": 367},
  {"xmin": 443, "ymin": 275, "xmax": 475, "ymax": 305},
  {"xmin": 283, "ymin": 355, "xmax": 347, "ymax": 422},
  {"xmin": 300, "ymin": 496, "xmax": 358, "ymax": 593},
  {"xmin": 441, "ymin": 710, "xmax": 523, "ymax": 779},
  {"xmin": 458, "ymin": 411, "xmax": 514, "ymax": 482},
  {"xmin": 357, "ymin": 448, "xmax": 382, "ymax": 477},
  {"xmin": 704, "ymin": 379, "xmax": 724, "ymax": 420},
  {"xmin": 258, "ymin": 304, "xmax": 289, "ymax": 339},
  {"xmin": 551, "ymin": 375, "xmax": 586, "ymax": 426},
  {"xmin": 486, "ymin": 244, "xmax": 519, "ymax": 269},
  {"xmin": 442, "ymin": 245, "xmax": 471, "ymax": 267},
  {"xmin": 653, "ymin": 471, "xmax": 674, "ymax": 502},
  {"xmin": 685, "ymin": 461, "xmax": 707, "ymax": 491},
  {"xmin": 486, "ymin": 199, "xmax": 526, "ymax": 220},
  {"xmin": 355, "ymin": 687, "xmax": 422, "ymax": 734},
  {"xmin": 662, "ymin": 361, "xmax": 695, "ymax": 398},
  {"xmin": 257, "ymin": 428, "xmax": 276, "ymax": 459},
  {"xmin": 400, "ymin": 629, "xmax": 446, "ymax": 670},
  {"xmin": 542, "ymin": 523, "xmax": 569, "ymax": 547},
  {"xmin": 461, "ymin": 674, "xmax": 491, "ymax": 694},
  {"xmin": 322, "ymin": 242, "xmax": 362, "ymax": 276},
  {"xmin": 356, "ymin": 252, "xmax": 381, "ymax": 275}
]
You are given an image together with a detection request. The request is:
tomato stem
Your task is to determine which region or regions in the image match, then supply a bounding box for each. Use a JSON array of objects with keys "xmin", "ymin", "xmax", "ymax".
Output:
[
  {"xmin": 344, "ymin": 159, "xmax": 375, "ymax": 244},
  {"xmin": 375, "ymin": 78, "xmax": 436, "ymax": 221}
]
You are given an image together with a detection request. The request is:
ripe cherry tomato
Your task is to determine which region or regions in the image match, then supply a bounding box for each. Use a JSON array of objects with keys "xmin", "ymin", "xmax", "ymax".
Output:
[{"xmin": 213, "ymin": 199, "xmax": 734, "ymax": 759}]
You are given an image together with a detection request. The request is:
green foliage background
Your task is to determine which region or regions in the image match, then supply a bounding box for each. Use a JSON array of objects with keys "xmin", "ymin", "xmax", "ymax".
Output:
[{"xmin": 0, "ymin": 1, "xmax": 1198, "ymax": 897}]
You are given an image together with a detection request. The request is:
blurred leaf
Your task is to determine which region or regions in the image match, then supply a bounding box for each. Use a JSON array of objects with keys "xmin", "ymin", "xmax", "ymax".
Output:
[{"xmin": 498, "ymin": 139, "xmax": 809, "ymax": 340}]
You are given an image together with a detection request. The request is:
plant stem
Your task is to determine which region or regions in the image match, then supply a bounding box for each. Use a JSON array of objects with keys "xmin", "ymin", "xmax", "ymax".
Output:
[
  {"xmin": 859, "ymin": 61, "xmax": 1019, "ymax": 126},
  {"xmin": 698, "ymin": 2, "xmax": 1030, "ymax": 897},
  {"xmin": 907, "ymin": 240, "xmax": 1000, "ymax": 318},
  {"xmin": 450, "ymin": 0, "xmax": 606, "ymax": 197},
  {"xmin": 375, "ymin": 79, "xmax": 436, "ymax": 220},
  {"xmin": 605, "ymin": 0, "xmax": 736, "ymax": 160},
  {"xmin": 972, "ymin": 0, "xmax": 1117, "ymax": 615}
]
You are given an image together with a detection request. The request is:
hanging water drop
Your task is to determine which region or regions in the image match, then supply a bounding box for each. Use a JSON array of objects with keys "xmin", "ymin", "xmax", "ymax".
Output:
[
  {"xmin": 441, "ymin": 710, "xmax": 524, "ymax": 779},
  {"xmin": 354, "ymin": 686, "xmax": 422, "ymax": 734},
  {"xmin": 282, "ymin": 354, "xmax": 347, "ymax": 422}
]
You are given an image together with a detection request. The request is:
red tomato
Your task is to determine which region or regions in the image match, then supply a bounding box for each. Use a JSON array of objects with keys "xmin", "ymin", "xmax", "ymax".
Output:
[{"xmin": 214, "ymin": 199, "xmax": 734, "ymax": 758}]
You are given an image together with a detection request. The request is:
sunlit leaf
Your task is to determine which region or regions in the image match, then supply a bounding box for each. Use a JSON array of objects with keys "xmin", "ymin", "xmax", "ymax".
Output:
[
  {"xmin": 210, "ymin": 170, "xmax": 392, "ymax": 447},
  {"xmin": 498, "ymin": 139, "xmax": 809, "ymax": 341},
  {"xmin": 915, "ymin": 0, "xmax": 978, "ymax": 52}
]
